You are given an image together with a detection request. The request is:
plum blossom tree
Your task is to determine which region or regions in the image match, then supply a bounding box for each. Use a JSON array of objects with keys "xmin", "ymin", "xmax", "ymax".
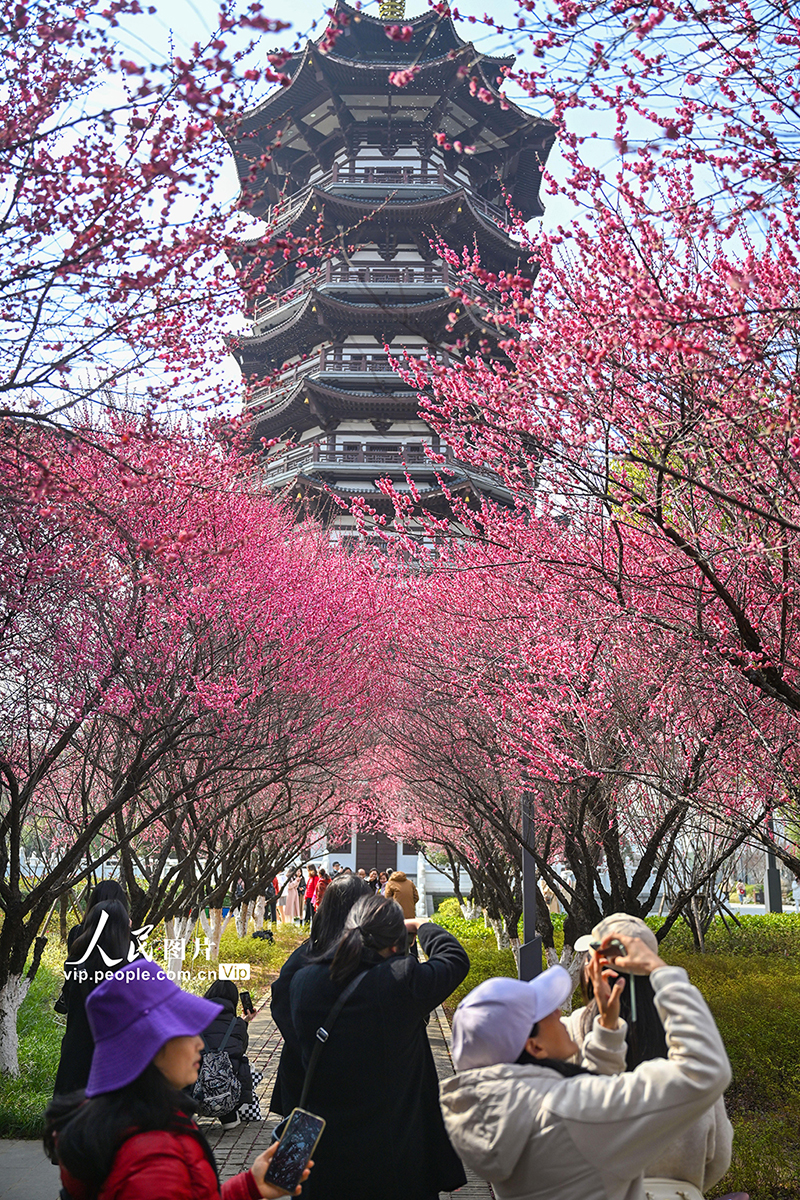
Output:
[
  {"xmin": 398, "ymin": 0, "xmax": 800, "ymax": 746},
  {"xmin": 0, "ymin": 421, "xmax": 391, "ymax": 1073},
  {"xmin": 0, "ymin": 0, "xmax": 300, "ymax": 441},
  {"xmin": 368, "ymin": 520, "xmax": 788, "ymax": 969}
]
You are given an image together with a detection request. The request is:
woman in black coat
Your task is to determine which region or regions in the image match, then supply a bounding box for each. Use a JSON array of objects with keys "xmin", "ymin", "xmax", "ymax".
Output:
[
  {"xmin": 269, "ymin": 873, "xmax": 371, "ymax": 1116},
  {"xmin": 53, "ymin": 899, "xmax": 134, "ymax": 1095},
  {"xmin": 54, "ymin": 881, "xmax": 129, "ymax": 1017},
  {"xmin": 289, "ymin": 893, "xmax": 470, "ymax": 1200},
  {"xmin": 201, "ymin": 980, "xmax": 254, "ymax": 1126}
]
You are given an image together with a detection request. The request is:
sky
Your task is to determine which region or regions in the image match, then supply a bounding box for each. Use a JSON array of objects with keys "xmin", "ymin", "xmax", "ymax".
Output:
[{"xmin": 111, "ymin": 0, "xmax": 588, "ymax": 224}]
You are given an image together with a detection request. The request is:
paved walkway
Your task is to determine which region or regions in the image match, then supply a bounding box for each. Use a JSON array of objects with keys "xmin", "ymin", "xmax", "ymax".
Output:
[{"xmin": 0, "ymin": 1002, "xmax": 492, "ymax": 1200}]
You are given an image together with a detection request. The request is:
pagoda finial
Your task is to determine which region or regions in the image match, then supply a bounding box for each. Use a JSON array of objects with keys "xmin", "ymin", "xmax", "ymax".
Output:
[{"xmin": 379, "ymin": 0, "xmax": 406, "ymax": 19}]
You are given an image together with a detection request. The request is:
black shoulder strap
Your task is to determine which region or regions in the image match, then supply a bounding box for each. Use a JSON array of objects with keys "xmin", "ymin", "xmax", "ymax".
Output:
[
  {"xmin": 218, "ymin": 1016, "xmax": 238, "ymax": 1054},
  {"xmin": 298, "ymin": 970, "xmax": 369, "ymax": 1110},
  {"xmin": 202, "ymin": 1015, "xmax": 238, "ymax": 1056}
]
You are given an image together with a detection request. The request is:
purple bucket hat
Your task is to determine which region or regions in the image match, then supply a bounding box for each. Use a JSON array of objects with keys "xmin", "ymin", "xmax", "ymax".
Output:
[{"xmin": 84, "ymin": 959, "xmax": 223, "ymax": 1096}]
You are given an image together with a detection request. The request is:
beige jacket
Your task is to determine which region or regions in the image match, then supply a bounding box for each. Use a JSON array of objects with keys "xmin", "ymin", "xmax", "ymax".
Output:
[
  {"xmin": 439, "ymin": 967, "xmax": 731, "ymax": 1200},
  {"xmin": 645, "ymin": 1097, "xmax": 732, "ymax": 1194},
  {"xmin": 566, "ymin": 1005, "xmax": 733, "ymax": 1194},
  {"xmin": 385, "ymin": 872, "xmax": 419, "ymax": 918}
]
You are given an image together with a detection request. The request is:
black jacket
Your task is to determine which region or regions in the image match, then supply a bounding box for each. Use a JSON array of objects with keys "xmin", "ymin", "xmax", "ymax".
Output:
[
  {"xmin": 202, "ymin": 997, "xmax": 252, "ymax": 1103},
  {"xmin": 288, "ymin": 922, "xmax": 470, "ymax": 1200},
  {"xmin": 53, "ymin": 936, "xmax": 138, "ymax": 1096},
  {"xmin": 269, "ymin": 941, "xmax": 311, "ymax": 1116},
  {"xmin": 53, "ymin": 951, "xmax": 96, "ymax": 1095}
]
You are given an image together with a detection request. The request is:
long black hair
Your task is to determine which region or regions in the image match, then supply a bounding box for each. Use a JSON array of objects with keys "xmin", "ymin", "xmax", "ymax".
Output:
[
  {"xmin": 309, "ymin": 873, "xmax": 372, "ymax": 957},
  {"xmin": 581, "ymin": 969, "xmax": 667, "ymax": 1069},
  {"xmin": 44, "ymin": 1063, "xmax": 216, "ymax": 1191},
  {"xmin": 329, "ymin": 894, "xmax": 406, "ymax": 986},
  {"xmin": 204, "ymin": 979, "xmax": 239, "ymax": 1007},
  {"xmin": 86, "ymin": 880, "xmax": 128, "ymax": 915},
  {"xmin": 67, "ymin": 900, "xmax": 131, "ymax": 969}
]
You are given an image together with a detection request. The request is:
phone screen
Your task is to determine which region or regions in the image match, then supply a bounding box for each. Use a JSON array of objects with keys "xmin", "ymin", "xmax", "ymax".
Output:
[
  {"xmin": 264, "ymin": 1108, "xmax": 325, "ymax": 1193},
  {"xmin": 239, "ymin": 990, "xmax": 254, "ymax": 1014}
]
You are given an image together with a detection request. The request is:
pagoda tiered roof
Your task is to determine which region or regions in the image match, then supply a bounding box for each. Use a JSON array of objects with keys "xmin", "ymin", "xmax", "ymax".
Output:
[
  {"xmin": 234, "ymin": 286, "xmax": 490, "ymax": 373},
  {"xmin": 252, "ymin": 374, "xmax": 421, "ymax": 444},
  {"xmin": 234, "ymin": 187, "xmax": 535, "ymax": 291},
  {"xmin": 228, "ymin": 1, "xmax": 555, "ymax": 219}
]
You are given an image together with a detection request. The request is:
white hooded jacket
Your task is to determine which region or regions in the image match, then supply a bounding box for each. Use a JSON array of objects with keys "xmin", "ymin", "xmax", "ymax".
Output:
[{"xmin": 439, "ymin": 966, "xmax": 731, "ymax": 1200}]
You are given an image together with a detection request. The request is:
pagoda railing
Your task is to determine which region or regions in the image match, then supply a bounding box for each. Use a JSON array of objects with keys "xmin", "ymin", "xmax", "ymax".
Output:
[
  {"xmin": 261, "ymin": 442, "xmax": 504, "ymax": 484},
  {"xmin": 269, "ymin": 165, "xmax": 507, "ymax": 226},
  {"xmin": 254, "ymin": 265, "xmax": 451, "ymax": 318},
  {"xmin": 252, "ymin": 261, "xmax": 496, "ymax": 320},
  {"xmin": 249, "ymin": 350, "xmax": 442, "ymax": 412}
]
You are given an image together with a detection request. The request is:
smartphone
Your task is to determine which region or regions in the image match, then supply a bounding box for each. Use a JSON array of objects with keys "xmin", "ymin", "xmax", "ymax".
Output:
[
  {"xmin": 264, "ymin": 1107, "xmax": 325, "ymax": 1193},
  {"xmin": 239, "ymin": 990, "xmax": 254, "ymax": 1015}
]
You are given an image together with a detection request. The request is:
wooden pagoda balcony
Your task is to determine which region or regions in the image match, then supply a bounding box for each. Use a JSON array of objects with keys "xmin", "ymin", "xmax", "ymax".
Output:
[
  {"xmin": 247, "ymin": 350, "xmax": 441, "ymax": 415},
  {"xmin": 269, "ymin": 164, "xmax": 507, "ymax": 227},
  {"xmin": 252, "ymin": 260, "xmax": 492, "ymax": 321},
  {"xmin": 260, "ymin": 440, "xmax": 504, "ymax": 487}
]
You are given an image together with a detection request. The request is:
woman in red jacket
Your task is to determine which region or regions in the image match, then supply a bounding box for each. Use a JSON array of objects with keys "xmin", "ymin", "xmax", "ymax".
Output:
[
  {"xmin": 303, "ymin": 865, "xmax": 319, "ymax": 924},
  {"xmin": 45, "ymin": 961, "xmax": 311, "ymax": 1200}
]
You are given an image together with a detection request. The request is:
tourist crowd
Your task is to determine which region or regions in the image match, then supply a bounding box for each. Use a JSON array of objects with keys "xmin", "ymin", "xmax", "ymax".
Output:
[
  {"xmin": 273, "ymin": 862, "xmax": 418, "ymax": 925},
  {"xmin": 46, "ymin": 880, "xmax": 738, "ymax": 1200}
]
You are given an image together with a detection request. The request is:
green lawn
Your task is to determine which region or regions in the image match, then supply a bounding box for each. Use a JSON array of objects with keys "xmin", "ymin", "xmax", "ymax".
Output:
[
  {"xmin": 432, "ymin": 901, "xmax": 800, "ymax": 1200},
  {"xmin": 0, "ymin": 945, "xmax": 64, "ymax": 1137}
]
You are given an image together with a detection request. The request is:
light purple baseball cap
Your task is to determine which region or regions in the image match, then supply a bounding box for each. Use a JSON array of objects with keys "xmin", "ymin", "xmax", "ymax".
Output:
[
  {"xmin": 451, "ymin": 965, "xmax": 573, "ymax": 1071},
  {"xmin": 573, "ymin": 913, "xmax": 659, "ymax": 955},
  {"xmin": 85, "ymin": 959, "xmax": 223, "ymax": 1096}
]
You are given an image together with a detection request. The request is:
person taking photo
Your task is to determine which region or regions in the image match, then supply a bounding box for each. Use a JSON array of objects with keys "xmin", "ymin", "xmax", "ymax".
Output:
[{"xmin": 440, "ymin": 933, "xmax": 731, "ymax": 1200}]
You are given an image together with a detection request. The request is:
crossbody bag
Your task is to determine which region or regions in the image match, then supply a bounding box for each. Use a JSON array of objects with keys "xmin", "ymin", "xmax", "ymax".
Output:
[{"xmin": 272, "ymin": 968, "xmax": 369, "ymax": 1141}]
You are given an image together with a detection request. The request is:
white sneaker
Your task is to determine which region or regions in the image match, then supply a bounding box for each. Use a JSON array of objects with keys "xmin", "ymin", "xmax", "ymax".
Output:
[{"xmin": 219, "ymin": 1113, "xmax": 240, "ymax": 1129}]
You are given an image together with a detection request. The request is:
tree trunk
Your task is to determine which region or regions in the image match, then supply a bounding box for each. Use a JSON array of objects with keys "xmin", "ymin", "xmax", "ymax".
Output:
[
  {"xmin": 234, "ymin": 902, "xmax": 250, "ymax": 939},
  {"xmin": 0, "ymin": 975, "xmax": 30, "ymax": 1076},
  {"xmin": 164, "ymin": 914, "xmax": 196, "ymax": 982},
  {"xmin": 59, "ymin": 892, "xmax": 70, "ymax": 943},
  {"xmin": 489, "ymin": 918, "xmax": 510, "ymax": 950},
  {"xmin": 253, "ymin": 896, "xmax": 266, "ymax": 932},
  {"xmin": 460, "ymin": 901, "xmax": 480, "ymax": 919},
  {"xmin": 416, "ymin": 853, "xmax": 427, "ymax": 918},
  {"xmin": 208, "ymin": 908, "xmax": 234, "ymax": 959}
]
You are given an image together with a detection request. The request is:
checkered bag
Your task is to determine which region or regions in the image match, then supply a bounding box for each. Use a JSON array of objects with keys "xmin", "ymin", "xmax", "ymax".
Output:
[
  {"xmin": 238, "ymin": 1068, "xmax": 263, "ymax": 1121},
  {"xmin": 238, "ymin": 1097, "xmax": 263, "ymax": 1121}
]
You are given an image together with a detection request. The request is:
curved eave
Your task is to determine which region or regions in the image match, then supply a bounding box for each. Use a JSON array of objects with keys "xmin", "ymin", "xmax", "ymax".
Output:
[
  {"xmin": 252, "ymin": 375, "xmax": 422, "ymax": 441},
  {"xmin": 286, "ymin": 474, "xmax": 512, "ymax": 518},
  {"xmin": 232, "ymin": 188, "xmax": 537, "ymax": 285},
  {"xmin": 327, "ymin": 0, "xmax": 514, "ymax": 69},
  {"xmin": 234, "ymin": 288, "xmax": 467, "ymax": 369},
  {"xmin": 264, "ymin": 2, "xmax": 513, "ymax": 84},
  {"xmin": 233, "ymin": 46, "xmax": 549, "ymax": 148}
]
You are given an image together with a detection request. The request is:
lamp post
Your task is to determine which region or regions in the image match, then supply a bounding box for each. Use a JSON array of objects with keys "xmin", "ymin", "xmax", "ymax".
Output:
[
  {"xmin": 519, "ymin": 789, "xmax": 543, "ymax": 981},
  {"xmin": 764, "ymin": 814, "xmax": 783, "ymax": 913}
]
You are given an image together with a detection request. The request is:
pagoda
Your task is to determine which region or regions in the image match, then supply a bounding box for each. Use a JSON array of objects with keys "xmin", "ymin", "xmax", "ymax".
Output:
[{"xmin": 229, "ymin": 0, "xmax": 555, "ymax": 532}]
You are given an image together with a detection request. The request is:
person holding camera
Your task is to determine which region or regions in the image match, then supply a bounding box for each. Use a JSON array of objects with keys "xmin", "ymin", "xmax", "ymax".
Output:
[
  {"xmin": 289, "ymin": 893, "xmax": 470, "ymax": 1200},
  {"xmin": 568, "ymin": 915, "xmax": 733, "ymax": 1197},
  {"xmin": 440, "ymin": 933, "xmax": 731, "ymax": 1200}
]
